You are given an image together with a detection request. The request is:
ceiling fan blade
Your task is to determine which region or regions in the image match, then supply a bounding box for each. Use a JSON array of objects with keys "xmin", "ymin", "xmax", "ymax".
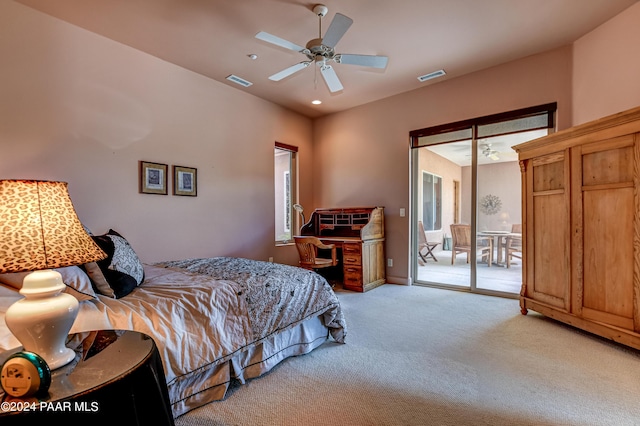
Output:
[
  {"xmin": 320, "ymin": 64, "xmax": 343, "ymax": 92},
  {"xmin": 336, "ymin": 54, "xmax": 388, "ymax": 69},
  {"xmin": 255, "ymin": 31, "xmax": 307, "ymax": 53},
  {"xmin": 322, "ymin": 13, "xmax": 353, "ymax": 48},
  {"xmin": 269, "ymin": 62, "xmax": 310, "ymax": 81}
]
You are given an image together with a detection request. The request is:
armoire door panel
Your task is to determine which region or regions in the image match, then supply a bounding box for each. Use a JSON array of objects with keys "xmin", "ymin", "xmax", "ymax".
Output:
[
  {"xmin": 582, "ymin": 143, "xmax": 633, "ymax": 187},
  {"xmin": 582, "ymin": 187, "xmax": 634, "ymax": 320},
  {"xmin": 531, "ymin": 193, "xmax": 569, "ymax": 309},
  {"xmin": 532, "ymin": 156, "xmax": 565, "ymax": 192}
]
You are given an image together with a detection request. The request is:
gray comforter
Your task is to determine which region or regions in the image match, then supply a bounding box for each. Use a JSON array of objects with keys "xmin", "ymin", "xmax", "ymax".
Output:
[{"xmin": 155, "ymin": 257, "xmax": 346, "ymax": 344}]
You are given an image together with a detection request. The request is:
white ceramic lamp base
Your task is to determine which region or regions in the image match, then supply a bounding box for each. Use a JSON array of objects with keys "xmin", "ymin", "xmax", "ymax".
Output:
[{"xmin": 5, "ymin": 270, "xmax": 79, "ymax": 370}]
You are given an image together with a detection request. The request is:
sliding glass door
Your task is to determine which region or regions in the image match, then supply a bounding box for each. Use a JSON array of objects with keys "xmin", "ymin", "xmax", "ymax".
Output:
[
  {"xmin": 414, "ymin": 139, "xmax": 473, "ymax": 289},
  {"xmin": 475, "ymin": 131, "xmax": 547, "ymax": 293},
  {"xmin": 410, "ymin": 104, "xmax": 556, "ymax": 297}
]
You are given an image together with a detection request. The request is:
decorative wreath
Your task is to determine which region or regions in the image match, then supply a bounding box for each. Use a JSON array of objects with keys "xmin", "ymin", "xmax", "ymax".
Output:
[{"xmin": 479, "ymin": 194, "xmax": 502, "ymax": 215}]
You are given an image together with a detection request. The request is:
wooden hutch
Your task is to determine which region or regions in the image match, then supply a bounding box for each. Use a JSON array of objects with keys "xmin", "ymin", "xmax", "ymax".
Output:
[
  {"xmin": 301, "ymin": 206, "xmax": 385, "ymax": 292},
  {"xmin": 514, "ymin": 105, "xmax": 640, "ymax": 350}
]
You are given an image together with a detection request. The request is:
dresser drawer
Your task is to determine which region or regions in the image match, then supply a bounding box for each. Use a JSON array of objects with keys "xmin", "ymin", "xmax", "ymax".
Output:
[
  {"xmin": 343, "ymin": 266, "xmax": 363, "ymax": 287},
  {"xmin": 342, "ymin": 243, "xmax": 361, "ymax": 256},
  {"xmin": 343, "ymin": 253, "xmax": 361, "ymax": 265}
]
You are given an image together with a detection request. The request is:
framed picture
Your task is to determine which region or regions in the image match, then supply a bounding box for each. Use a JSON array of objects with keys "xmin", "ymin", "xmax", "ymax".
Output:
[
  {"xmin": 139, "ymin": 161, "xmax": 168, "ymax": 195},
  {"xmin": 173, "ymin": 165, "xmax": 197, "ymax": 196}
]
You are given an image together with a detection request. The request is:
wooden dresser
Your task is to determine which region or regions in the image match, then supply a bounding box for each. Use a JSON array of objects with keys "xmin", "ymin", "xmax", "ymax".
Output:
[
  {"xmin": 514, "ymin": 106, "xmax": 640, "ymax": 350},
  {"xmin": 301, "ymin": 207, "xmax": 385, "ymax": 292}
]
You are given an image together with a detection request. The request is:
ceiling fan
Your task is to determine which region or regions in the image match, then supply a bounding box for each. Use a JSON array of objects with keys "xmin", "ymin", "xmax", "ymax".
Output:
[
  {"xmin": 481, "ymin": 144, "xmax": 500, "ymax": 161},
  {"xmin": 255, "ymin": 4, "xmax": 388, "ymax": 93}
]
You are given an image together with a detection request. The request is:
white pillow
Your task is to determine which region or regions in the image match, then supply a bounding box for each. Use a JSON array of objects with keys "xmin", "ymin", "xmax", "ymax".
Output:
[{"xmin": 0, "ymin": 266, "xmax": 98, "ymax": 302}]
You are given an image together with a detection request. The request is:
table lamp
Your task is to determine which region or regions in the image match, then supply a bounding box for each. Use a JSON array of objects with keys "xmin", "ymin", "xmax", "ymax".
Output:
[
  {"xmin": 0, "ymin": 180, "xmax": 106, "ymax": 369},
  {"xmin": 499, "ymin": 212, "xmax": 511, "ymax": 231}
]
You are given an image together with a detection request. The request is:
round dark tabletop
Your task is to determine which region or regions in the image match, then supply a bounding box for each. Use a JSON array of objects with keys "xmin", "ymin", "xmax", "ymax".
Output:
[{"xmin": 0, "ymin": 330, "xmax": 174, "ymax": 424}]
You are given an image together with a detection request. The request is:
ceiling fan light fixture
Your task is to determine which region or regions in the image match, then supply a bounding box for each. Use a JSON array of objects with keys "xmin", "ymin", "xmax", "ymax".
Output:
[
  {"xmin": 481, "ymin": 143, "xmax": 500, "ymax": 161},
  {"xmin": 418, "ymin": 69, "xmax": 446, "ymax": 82}
]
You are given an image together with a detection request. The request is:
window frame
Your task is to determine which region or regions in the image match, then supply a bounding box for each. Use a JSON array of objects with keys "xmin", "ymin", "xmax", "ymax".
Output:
[
  {"xmin": 274, "ymin": 142, "xmax": 298, "ymax": 245},
  {"xmin": 422, "ymin": 171, "xmax": 442, "ymax": 231},
  {"xmin": 410, "ymin": 102, "xmax": 556, "ymax": 148}
]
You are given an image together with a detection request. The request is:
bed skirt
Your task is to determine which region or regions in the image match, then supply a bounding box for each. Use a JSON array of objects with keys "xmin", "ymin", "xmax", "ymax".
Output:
[{"xmin": 170, "ymin": 314, "xmax": 330, "ymax": 417}]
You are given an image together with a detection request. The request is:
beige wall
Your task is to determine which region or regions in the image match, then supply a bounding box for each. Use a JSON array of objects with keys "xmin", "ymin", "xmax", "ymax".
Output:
[
  {"xmin": 476, "ymin": 162, "xmax": 522, "ymax": 232},
  {"xmin": 459, "ymin": 161, "xmax": 521, "ymax": 231},
  {"xmin": 0, "ymin": 1, "xmax": 311, "ymax": 265},
  {"xmin": 572, "ymin": 2, "xmax": 640, "ymax": 125}
]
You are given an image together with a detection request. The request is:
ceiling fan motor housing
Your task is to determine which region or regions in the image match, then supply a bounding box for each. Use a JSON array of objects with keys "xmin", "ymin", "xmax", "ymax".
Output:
[
  {"xmin": 313, "ymin": 4, "xmax": 328, "ymax": 17},
  {"xmin": 306, "ymin": 38, "xmax": 334, "ymax": 61}
]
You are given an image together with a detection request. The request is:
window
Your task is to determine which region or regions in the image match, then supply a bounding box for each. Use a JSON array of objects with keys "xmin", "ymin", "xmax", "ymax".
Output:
[
  {"xmin": 274, "ymin": 142, "xmax": 298, "ymax": 244},
  {"xmin": 422, "ymin": 172, "xmax": 442, "ymax": 231}
]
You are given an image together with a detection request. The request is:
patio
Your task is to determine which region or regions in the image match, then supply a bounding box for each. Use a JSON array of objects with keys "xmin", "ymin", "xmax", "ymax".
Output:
[{"xmin": 416, "ymin": 246, "xmax": 522, "ymax": 295}]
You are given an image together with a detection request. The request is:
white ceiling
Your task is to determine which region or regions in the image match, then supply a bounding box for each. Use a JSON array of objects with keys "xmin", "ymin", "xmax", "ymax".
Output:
[{"xmin": 16, "ymin": 0, "xmax": 638, "ymax": 118}]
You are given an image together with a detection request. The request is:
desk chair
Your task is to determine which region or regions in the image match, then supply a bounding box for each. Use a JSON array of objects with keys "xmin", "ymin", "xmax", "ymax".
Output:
[
  {"xmin": 417, "ymin": 221, "xmax": 439, "ymax": 262},
  {"xmin": 450, "ymin": 224, "xmax": 492, "ymax": 267},
  {"xmin": 293, "ymin": 236, "xmax": 338, "ymax": 270}
]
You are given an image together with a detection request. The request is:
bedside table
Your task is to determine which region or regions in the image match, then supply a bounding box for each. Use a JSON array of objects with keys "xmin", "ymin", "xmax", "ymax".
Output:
[{"xmin": 0, "ymin": 330, "xmax": 174, "ymax": 425}]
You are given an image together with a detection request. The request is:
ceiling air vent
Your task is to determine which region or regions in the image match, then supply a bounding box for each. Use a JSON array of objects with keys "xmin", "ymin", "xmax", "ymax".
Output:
[
  {"xmin": 417, "ymin": 69, "xmax": 446, "ymax": 82},
  {"xmin": 226, "ymin": 74, "xmax": 253, "ymax": 87}
]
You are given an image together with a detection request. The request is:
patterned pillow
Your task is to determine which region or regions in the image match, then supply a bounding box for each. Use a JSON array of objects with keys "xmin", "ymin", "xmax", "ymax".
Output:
[
  {"xmin": 86, "ymin": 229, "xmax": 145, "ymax": 299},
  {"xmin": 0, "ymin": 266, "xmax": 98, "ymax": 302}
]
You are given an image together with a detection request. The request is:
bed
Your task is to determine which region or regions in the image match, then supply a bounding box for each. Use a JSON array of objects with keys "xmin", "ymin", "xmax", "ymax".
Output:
[{"xmin": 0, "ymin": 230, "xmax": 346, "ymax": 418}]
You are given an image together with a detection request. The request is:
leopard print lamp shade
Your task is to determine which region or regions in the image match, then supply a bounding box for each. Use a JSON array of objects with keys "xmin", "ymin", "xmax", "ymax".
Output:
[{"xmin": 0, "ymin": 180, "xmax": 107, "ymax": 273}]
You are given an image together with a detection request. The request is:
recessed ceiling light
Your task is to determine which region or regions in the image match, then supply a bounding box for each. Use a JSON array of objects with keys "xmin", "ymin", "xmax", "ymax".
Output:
[
  {"xmin": 311, "ymin": 100, "xmax": 322, "ymax": 105},
  {"xmin": 247, "ymin": 54, "xmax": 258, "ymax": 60}
]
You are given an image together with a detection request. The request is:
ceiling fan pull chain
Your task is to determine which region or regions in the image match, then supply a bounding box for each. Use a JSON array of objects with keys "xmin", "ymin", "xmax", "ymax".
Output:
[{"xmin": 314, "ymin": 62, "xmax": 318, "ymax": 90}]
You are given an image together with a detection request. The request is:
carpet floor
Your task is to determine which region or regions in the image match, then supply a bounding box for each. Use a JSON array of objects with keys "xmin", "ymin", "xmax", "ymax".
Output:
[{"xmin": 176, "ymin": 284, "xmax": 640, "ymax": 426}]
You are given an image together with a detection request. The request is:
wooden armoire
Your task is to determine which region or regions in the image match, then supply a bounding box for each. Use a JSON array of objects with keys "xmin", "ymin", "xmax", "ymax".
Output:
[{"xmin": 514, "ymin": 106, "xmax": 640, "ymax": 350}]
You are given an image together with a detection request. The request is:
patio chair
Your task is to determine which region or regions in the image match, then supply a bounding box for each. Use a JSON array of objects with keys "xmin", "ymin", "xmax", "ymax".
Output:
[
  {"xmin": 450, "ymin": 224, "xmax": 492, "ymax": 266},
  {"xmin": 417, "ymin": 221, "xmax": 439, "ymax": 262}
]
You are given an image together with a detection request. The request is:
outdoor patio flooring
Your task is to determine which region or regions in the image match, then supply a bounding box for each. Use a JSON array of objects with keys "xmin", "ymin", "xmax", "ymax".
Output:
[{"xmin": 416, "ymin": 247, "xmax": 522, "ymax": 294}]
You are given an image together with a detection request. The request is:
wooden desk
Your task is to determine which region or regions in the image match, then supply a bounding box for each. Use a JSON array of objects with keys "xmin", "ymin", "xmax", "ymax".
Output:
[
  {"xmin": 316, "ymin": 236, "xmax": 385, "ymax": 292},
  {"xmin": 302, "ymin": 207, "xmax": 385, "ymax": 292}
]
